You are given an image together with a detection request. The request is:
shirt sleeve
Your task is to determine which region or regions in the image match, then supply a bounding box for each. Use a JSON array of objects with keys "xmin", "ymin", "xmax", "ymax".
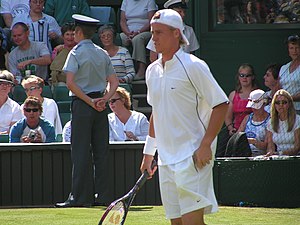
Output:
[{"xmin": 8, "ymin": 51, "xmax": 18, "ymax": 76}]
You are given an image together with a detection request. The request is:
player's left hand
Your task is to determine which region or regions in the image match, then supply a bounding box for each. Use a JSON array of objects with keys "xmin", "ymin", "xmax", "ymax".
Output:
[{"xmin": 193, "ymin": 144, "xmax": 212, "ymax": 169}]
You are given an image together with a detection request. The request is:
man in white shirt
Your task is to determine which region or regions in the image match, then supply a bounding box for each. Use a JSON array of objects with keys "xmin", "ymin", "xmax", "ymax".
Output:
[
  {"xmin": 140, "ymin": 9, "xmax": 228, "ymax": 225},
  {"xmin": 0, "ymin": 70, "xmax": 23, "ymax": 134}
]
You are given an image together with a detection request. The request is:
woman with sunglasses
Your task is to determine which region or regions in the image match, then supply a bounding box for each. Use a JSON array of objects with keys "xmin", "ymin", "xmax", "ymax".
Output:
[
  {"xmin": 21, "ymin": 75, "xmax": 62, "ymax": 140},
  {"xmin": 225, "ymin": 63, "xmax": 259, "ymax": 136},
  {"xmin": 108, "ymin": 87, "xmax": 149, "ymax": 141},
  {"xmin": 266, "ymin": 89, "xmax": 300, "ymax": 156},
  {"xmin": 279, "ymin": 35, "xmax": 300, "ymax": 115},
  {"xmin": 9, "ymin": 96, "xmax": 55, "ymax": 143}
]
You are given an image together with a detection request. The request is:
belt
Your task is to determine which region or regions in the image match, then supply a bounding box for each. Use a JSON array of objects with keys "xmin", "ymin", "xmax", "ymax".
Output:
[{"xmin": 72, "ymin": 91, "xmax": 104, "ymax": 100}]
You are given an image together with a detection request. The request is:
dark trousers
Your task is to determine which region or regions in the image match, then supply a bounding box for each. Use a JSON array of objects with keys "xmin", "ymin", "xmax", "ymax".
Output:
[{"xmin": 70, "ymin": 97, "xmax": 109, "ymax": 204}]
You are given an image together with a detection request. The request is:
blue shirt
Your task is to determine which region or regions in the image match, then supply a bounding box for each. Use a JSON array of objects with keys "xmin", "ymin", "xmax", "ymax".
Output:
[
  {"xmin": 63, "ymin": 39, "xmax": 115, "ymax": 95},
  {"xmin": 9, "ymin": 117, "xmax": 56, "ymax": 143}
]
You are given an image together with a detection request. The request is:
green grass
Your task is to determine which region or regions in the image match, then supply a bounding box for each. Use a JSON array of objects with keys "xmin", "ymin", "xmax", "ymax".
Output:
[{"xmin": 0, "ymin": 206, "xmax": 299, "ymax": 225}]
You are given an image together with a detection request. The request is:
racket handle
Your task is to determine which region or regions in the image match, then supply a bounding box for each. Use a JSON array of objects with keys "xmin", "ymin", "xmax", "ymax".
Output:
[{"xmin": 136, "ymin": 160, "xmax": 157, "ymax": 189}]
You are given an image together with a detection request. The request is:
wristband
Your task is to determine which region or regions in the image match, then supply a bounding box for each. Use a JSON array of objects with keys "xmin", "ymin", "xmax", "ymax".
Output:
[{"xmin": 143, "ymin": 135, "xmax": 156, "ymax": 156}]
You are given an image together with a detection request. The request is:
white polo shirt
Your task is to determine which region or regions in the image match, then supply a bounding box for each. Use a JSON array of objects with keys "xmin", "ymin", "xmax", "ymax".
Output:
[
  {"xmin": 0, "ymin": 97, "xmax": 23, "ymax": 133},
  {"xmin": 146, "ymin": 49, "xmax": 228, "ymax": 165}
]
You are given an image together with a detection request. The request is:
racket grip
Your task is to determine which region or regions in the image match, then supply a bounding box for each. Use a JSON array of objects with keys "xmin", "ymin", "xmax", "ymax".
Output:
[{"xmin": 136, "ymin": 160, "xmax": 157, "ymax": 189}]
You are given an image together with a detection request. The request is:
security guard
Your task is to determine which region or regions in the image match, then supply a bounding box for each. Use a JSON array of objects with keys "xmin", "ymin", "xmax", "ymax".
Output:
[{"xmin": 55, "ymin": 14, "xmax": 119, "ymax": 207}]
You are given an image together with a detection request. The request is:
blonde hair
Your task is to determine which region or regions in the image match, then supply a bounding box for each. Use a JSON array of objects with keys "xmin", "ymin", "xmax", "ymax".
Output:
[
  {"xmin": 21, "ymin": 75, "xmax": 44, "ymax": 88},
  {"xmin": 115, "ymin": 87, "xmax": 131, "ymax": 110},
  {"xmin": 270, "ymin": 89, "xmax": 296, "ymax": 132}
]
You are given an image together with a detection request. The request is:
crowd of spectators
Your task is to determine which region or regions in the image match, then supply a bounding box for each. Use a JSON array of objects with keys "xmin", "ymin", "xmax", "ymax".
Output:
[{"xmin": 0, "ymin": 0, "xmax": 299, "ymax": 158}]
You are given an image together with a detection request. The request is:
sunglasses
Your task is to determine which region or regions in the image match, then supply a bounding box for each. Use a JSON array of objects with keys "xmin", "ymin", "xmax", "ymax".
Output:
[
  {"xmin": 108, "ymin": 98, "xmax": 121, "ymax": 104},
  {"xmin": 248, "ymin": 99, "xmax": 262, "ymax": 103},
  {"xmin": 239, "ymin": 73, "xmax": 252, "ymax": 78},
  {"xmin": 275, "ymin": 100, "xmax": 288, "ymax": 105},
  {"xmin": 24, "ymin": 108, "xmax": 39, "ymax": 112},
  {"xmin": 25, "ymin": 86, "xmax": 39, "ymax": 92}
]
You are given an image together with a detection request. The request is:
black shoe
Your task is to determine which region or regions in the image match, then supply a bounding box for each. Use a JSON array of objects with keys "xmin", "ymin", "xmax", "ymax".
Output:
[{"xmin": 55, "ymin": 199, "xmax": 85, "ymax": 208}]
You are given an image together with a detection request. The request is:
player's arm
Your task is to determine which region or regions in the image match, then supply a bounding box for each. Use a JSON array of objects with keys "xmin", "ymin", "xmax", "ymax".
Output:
[
  {"xmin": 194, "ymin": 102, "xmax": 229, "ymax": 169},
  {"xmin": 140, "ymin": 114, "xmax": 157, "ymax": 177}
]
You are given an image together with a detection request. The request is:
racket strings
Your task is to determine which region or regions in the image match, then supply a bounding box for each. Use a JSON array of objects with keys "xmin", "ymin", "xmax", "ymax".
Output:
[{"xmin": 101, "ymin": 201, "xmax": 126, "ymax": 225}]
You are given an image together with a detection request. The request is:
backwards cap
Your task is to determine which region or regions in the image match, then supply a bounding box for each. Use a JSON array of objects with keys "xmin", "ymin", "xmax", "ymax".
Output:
[{"xmin": 150, "ymin": 9, "xmax": 189, "ymax": 46}]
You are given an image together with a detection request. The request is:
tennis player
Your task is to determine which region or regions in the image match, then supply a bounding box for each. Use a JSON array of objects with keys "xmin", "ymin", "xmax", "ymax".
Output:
[{"xmin": 140, "ymin": 9, "xmax": 229, "ymax": 225}]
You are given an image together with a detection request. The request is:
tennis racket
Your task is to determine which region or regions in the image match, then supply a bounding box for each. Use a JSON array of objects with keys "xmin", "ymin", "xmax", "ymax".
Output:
[{"xmin": 98, "ymin": 160, "xmax": 157, "ymax": 225}]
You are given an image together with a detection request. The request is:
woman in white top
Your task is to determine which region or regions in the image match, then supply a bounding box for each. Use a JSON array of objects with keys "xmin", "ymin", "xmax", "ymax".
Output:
[
  {"xmin": 266, "ymin": 89, "xmax": 300, "ymax": 156},
  {"xmin": 279, "ymin": 35, "xmax": 300, "ymax": 114},
  {"xmin": 21, "ymin": 75, "xmax": 62, "ymax": 139},
  {"xmin": 108, "ymin": 87, "xmax": 149, "ymax": 141}
]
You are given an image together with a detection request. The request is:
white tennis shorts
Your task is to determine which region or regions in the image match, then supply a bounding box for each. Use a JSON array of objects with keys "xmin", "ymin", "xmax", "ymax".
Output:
[{"xmin": 158, "ymin": 156, "xmax": 218, "ymax": 219}]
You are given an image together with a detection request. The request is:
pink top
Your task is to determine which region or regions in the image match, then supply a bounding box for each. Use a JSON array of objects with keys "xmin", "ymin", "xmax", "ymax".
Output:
[{"xmin": 232, "ymin": 91, "xmax": 252, "ymax": 129}]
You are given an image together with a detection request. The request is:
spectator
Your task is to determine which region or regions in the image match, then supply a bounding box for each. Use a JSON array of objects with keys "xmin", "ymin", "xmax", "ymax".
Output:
[
  {"xmin": 147, "ymin": 0, "xmax": 200, "ymax": 62},
  {"xmin": 120, "ymin": 0, "xmax": 157, "ymax": 80},
  {"xmin": 0, "ymin": 28, "xmax": 9, "ymax": 69},
  {"xmin": 108, "ymin": 87, "xmax": 149, "ymax": 141},
  {"xmin": 279, "ymin": 35, "xmax": 300, "ymax": 114},
  {"xmin": 263, "ymin": 63, "xmax": 281, "ymax": 112},
  {"xmin": 99, "ymin": 25, "xmax": 136, "ymax": 84},
  {"xmin": 44, "ymin": 0, "xmax": 90, "ymax": 27},
  {"xmin": 237, "ymin": 89, "xmax": 270, "ymax": 156},
  {"xmin": 11, "ymin": 0, "xmax": 62, "ymax": 53},
  {"xmin": 62, "ymin": 120, "xmax": 71, "ymax": 142},
  {"xmin": 21, "ymin": 75, "xmax": 62, "ymax": 139},
  {"xmin": 9, "ymin": 96, "xmax": 56, "ymax": 143},
  {"xmin": 0, "ymin": 70, "xmax": 23, "ymax": 134},
  {"xmin": 266, "ymin": 89, "xmax": 300, "ymax": 156},
  {"xmin": 225, "ymin": 63, "xmax": 259, "ymax": 135},
  {"xmin": 0, "ymin": 0, "xmax": 30, "ymax": 28},
  {"xmin": 50, "ymin": 22, "xmax": 76, "ymax": 86},
  {"xmin": 8, "ymin": 22, "xmax": 51, "ymax": 83}
]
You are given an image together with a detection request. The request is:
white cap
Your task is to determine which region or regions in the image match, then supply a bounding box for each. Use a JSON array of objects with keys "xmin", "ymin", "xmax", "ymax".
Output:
[
  {"xmin": 246, "ymin": 89, "xmax": 266, "ymax": 109},
  {"xmin": 164, "ymin": 0, "xmax": 189, "ymax": 9},
  {"xmin": 150, "ymin": 9, "xmax": 189, "ymax": 46}
]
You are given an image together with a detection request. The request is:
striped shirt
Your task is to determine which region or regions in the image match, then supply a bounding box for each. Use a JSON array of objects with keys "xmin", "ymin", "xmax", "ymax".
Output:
[{"xmin": 110, "ymin": 46, "xmax": 135, "ymax": 83}]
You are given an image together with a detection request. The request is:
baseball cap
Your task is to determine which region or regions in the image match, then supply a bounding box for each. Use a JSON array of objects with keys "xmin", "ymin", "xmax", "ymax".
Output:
[
  {"xmin": 246, "ymin": 89, "xmax": 266, "ymax": 109},
  {"xmin": 164, "ymin": 0, "xmax": 189, "ymax": 9},
  {"xmin": 150, "ymin": 9, "xmax": 189, "ymax": 46}
]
